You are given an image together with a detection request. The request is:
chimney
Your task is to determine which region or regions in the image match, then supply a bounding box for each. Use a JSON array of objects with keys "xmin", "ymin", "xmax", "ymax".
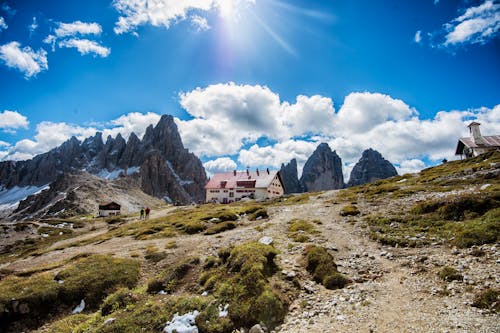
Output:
[
  {"xmin": 256, "ymin": 168, "xmax": 259, "ymax": 176},
  {"xmin": 468, "ymin": 122, "xmax": 484, "ymax": 144},
  {"xmin": 266, "ymin": 168, "xmax": 269, "ymax": 174},
  {"xmin": 233, "ymin": 170, "xmax": 236, "ymax": 176}
]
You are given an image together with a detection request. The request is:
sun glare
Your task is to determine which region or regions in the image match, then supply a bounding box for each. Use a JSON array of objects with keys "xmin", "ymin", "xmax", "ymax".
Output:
[{"xmin": 217, "ymin": 0, "xmax": 235, "ymax": 18}]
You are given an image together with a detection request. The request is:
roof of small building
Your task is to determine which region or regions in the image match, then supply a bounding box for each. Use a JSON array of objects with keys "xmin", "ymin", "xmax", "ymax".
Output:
[
  {"xmin": 455, "ymin": 135, "xmax": 500, "ymax": 154},
  {"xmin": 99, "ymin": 202, "xmax": 121, "ymax": 210},
  {"xmin": 205, "ymin": 170, "xmax": 280, "ymax": 189}
]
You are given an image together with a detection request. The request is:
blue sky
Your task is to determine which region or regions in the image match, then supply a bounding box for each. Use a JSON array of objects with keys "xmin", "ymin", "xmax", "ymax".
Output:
[{"xmin": 0, "ymin": 0, "xmax": 499, "ymax": 177}]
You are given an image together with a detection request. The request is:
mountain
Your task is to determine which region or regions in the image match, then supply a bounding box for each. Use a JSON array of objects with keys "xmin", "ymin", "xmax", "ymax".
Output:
[
  {"xmin": 299, "ymin": 143, "xmax": 344, "ymax": 191},
  {"xmin": 279, "ymin": 158, "xmax": 303, "ymax": 194},
  {"xmin": 0, "ymin": 115, "xmax": 207, "ymax": 214},
  {"xmin": 347, "ymin": 148, "xmax": 398, "ymax": 187}
]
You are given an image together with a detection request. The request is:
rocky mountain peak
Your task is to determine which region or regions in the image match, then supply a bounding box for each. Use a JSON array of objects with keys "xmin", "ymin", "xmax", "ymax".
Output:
[
  {"xmin": 280, "ymin": 158, "xmax": 303, "ymax": 194},
  {"xmin": 347, "ymin": 148, "xmax": 398, "ymax": 187},
  {"xmin": 300, "ymin": 143, "xmax": 344, "ymax": 191}
]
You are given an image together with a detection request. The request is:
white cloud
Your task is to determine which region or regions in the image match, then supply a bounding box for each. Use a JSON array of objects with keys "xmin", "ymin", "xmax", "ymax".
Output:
[
  {"xmin": 0, "ymin": 110, "xmax": 29, "ymax": 132},
  {"xmin": 0, "ymin": 16, "xmax": 7, "ymax": 31},
  {"xmin": 414, "ymin": 30, "xmax": 422, "ymax": 43},
  {"xmin": 58, "ymin": 38, "xmax": 111, "ymax": 57},
  {"xmin": 191, "ymin": 15, "xmax": 211, "ymax": 31},
  {"xmin": 238, "ymin": 140, "xmax": 317, "ymax": 175},
  {"xmin": 396, "ymin": 159, "xmax": 427, "ymax": 175},
  {"xmin": 28, "ymin": 16, "xmax": 38, "ymax": 35},
  {"xmin": 443, "ymin": 0, "xmax": 500, "ymax": 45},
  {"xmin": 1, "ymin": 112, "xmax": 163, "ymax": 161},
  {"xmin": 203, "ymin": 157, "xmax": 237, "ymax": 176},
  {"xmin": 55, "ymin": 21, "xmax": 102, "ymax": 38},
  {"xmin": 1, "ymin": 3, "xmax": 16, "ymax": 16},
  {"xmin": 0, "ymin": 42, "xmax": 48, "ymax": 78},
  {"xmin": 112, "ymin": 0, "xmax": 255, "ymax": 34},
  {"xmin": 335, "ymin": 92, "xmax": 417, "ymax": 134},
  {"xmin": 0, "ymin": 140, "xmax": 9, "ymax": 147}
]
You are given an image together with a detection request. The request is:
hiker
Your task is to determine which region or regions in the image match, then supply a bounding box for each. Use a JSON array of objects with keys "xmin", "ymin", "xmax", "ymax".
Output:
[
  {"xmin": 145, "ymin": 207, "xmax": 150, "ymax": 219},
  {"xmin": 140, "ymin": 208, "xmax": 145, "ymax": 220}
]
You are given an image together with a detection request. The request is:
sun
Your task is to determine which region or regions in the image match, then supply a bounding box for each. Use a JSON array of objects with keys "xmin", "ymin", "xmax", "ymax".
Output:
[{"xmin": 216, "ymin": 0, "xmax": 236, "ymax": 19}]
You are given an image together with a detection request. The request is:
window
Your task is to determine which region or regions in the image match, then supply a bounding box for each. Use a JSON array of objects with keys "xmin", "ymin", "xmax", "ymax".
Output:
[{"xmin": 229, "ymin": 192, "xmax": 234, "ymax": 197}]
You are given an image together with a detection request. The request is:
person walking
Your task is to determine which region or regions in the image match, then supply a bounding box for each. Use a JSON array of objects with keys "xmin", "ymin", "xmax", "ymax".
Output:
[
  {"xmin": 145, "ymin": 207, "xmax": 150, "ymax": 219},
  {"xmin": 140, "ymin": 208, "xmax": 145, "ymax": 220}
]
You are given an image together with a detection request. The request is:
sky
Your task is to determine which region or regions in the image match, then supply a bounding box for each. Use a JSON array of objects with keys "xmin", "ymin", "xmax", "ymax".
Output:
[{"xmin": 0, "ymin": 0, "xmax": 499, "ymax": 179}]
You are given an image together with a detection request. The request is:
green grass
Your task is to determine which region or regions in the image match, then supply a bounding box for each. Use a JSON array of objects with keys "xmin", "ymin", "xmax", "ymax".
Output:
[
  {"xmin": 472, "ymin": 288, "xmax": 499, "ymax": 312},
  {"xmin": 287, "ymin": 219, "xmax": 318, "ymax": 242},
  {"xmin": 437, "ymin": 266, "xmax": 463, "ymax": 282},
  {"xmin": 340, "ymin": 205, "xmax": 361, "ymax": 216}
]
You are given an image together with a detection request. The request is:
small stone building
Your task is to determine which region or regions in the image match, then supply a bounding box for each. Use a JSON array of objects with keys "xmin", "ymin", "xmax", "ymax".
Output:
[
  {"xmin": 98, "ymin": 202, "xmax": 121, "ymax": 217},
  {"xmin": 455, "ymin": 122, "xmax": 500, "ymax": 158},
  {"xmin": 205, "ymin": 169, "xmax": 284, "ymax": 204}
]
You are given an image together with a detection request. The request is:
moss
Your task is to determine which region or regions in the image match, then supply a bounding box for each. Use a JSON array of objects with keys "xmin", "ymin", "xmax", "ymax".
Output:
[
  {"xmin": 451, "ymin": 208, "xmax": 500, "ymax": 248},
  {"xmin": 105, "ymin": 216, "xmax": 123, "ymax": 224},
  {"xmin": 199, "ymin": 242, "xmax": 288, "ymax": 330},
  {"xmin": 437, "ymin": 266, "xmax": 463, "ymax": 282},
  {"xmin": 203, "ymin": 256, "xmax": 221, "ymax": 269},
  {"xmin": 304, "ymin": 245, "xmax": 350, "ymax": 290},
  {"xmin": 248, "ymin": 208, "xmax": 269, "ymax": 221},
  {"xmin": 205, "ymin": 221, "xmax": 237, "ymax": 235},
  {"xmin": 147, "ymin": 257, "xmax": 199, "ymax": 294},
  {"xmin": 472, "ymin": 288, "xmax": 499, "ymax": 312},
  {"xmin": 55, "ymin": 254, "xmax": 140, "ymax": 308},
  {"xmin": 287, "ymin": 219, "xmax": 317, "ymax": 242},
  {"xmin": 144, "ymin": 251, "xmax": 168, "ymax": 263},
  {"xmin": 340, "ymin": 205, "xmax": 360, "ymax": 216},
  {"xmin": 101, "ymin": 288, "xmax": 136, "ymax": 316},
  {"xmin": 45, "ymin": 313, "xmax": 92, "ymax": 333}
]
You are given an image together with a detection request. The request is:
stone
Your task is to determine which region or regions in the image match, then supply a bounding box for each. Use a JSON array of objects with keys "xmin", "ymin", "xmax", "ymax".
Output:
[
  {"xmin": 259, "ymin": 236, "xmax": 274, "ymax": 245},
  {"xmin": 347, "ymin": 148, "xmax": 398, "ymax": 187},
  {"xmin": 249, "ymin": 324, "xmax": 265, "ymax": 333}
]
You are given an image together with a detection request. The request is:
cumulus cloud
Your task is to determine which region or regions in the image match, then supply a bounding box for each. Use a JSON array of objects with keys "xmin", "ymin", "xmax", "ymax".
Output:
[
  {"xmin": 203, "ymin": 157, "xmax": 237, "ymax": 176},
  {"xmin": 55, "ymin": 21, "xmax": 102, "ymax": 38},
  {"xmin": 0, "ymin": 16, "xmax": 7, "ymax": 31},
  {"xmin": 0, "ymin": 41, "xmax": 48, "ymax": 78},
  {"xmin": 0, "ymin": 112, "xmax": 163, "ymax": 161},
  {"xmin": 112, "ymin": 0, "xmax": 255, "ymax": 34},
  {"xmin": 443, "ymin": 0, "xmax": 500, "ymax": 46},
  {"xmin": 396, "ymin": 159, "xmax": 427, "ymax": 175},
  {"xmin": 58, "ymin": 39, "xmax": 111, "ymax": 57},
  {"xmin": 175, "ymin": 83, "xmax": 500, "ymax": 178},
  {"xmin": 0, "ymin": 110, "xmax": 29, "ymax": 132}
]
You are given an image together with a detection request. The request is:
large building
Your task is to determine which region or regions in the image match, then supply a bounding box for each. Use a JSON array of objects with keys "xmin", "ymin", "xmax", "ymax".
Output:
[
  {"xmin": 205, "ymin": 169, "xmax": 284, "ymax": 204},
  {"xmin": 455, "ymin": 122, "xmax": 500, "ymax": 158}
]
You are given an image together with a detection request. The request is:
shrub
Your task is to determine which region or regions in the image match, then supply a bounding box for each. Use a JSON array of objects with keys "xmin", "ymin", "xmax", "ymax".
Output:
[
  {"xmin": 472, "ymin": 288, "xmax": 499, "ymax": 312},
  {"xmin": 304, "ymin": 245, "xmax": 350, "ymax": 290},
  {"xmin": 437, "ymin": 266, "xmax": 463, "ymax": 282},
  {"xmin": 55, "ymin": 255, "xmax": 140, "ymax": 308},
  {"xmin": 248, "ymin": 208, "xmax": 269, "ymax": 221},
  {"xmin": 205, "ymin": 221, "xmax": 237, "ymax": 235},
  {"xmin": 340, "ymin": 205, "xmax": 360, "ymax": 216}
]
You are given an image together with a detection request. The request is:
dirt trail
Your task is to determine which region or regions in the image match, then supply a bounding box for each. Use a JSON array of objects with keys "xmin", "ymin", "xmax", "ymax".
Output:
[{"xmin": 3, "ymin": 192, "xmax": 498, "ymax": 332}]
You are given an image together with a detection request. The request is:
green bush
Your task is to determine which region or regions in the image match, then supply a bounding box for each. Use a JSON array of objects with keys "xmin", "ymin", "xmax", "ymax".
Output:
[
  {"xmin": 437, "ymin": 266, "xmax": 463, "ymax": 282},
  {"xmin": 472, "ymin": 288, "xmax": 499, "ymax": 312}
]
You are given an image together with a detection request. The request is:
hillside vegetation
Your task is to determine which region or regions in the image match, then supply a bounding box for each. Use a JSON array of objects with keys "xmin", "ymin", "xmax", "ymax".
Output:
[{"xmin": 0, "ymin": 151, "xmax": 498, "ymax": 332}]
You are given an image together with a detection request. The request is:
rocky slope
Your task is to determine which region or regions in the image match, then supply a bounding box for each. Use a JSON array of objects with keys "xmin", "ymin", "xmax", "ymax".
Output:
[
  {"xmin": 0, "ymin": 115, "xmax": 207, "ymax": 208},
  {"xmin": 300, "ymin": 143, "xmax": 344, "ymax": 191},
  {"xmin": 279, "ymin": 158, "xmax": 303, "ymax": 194},
  {"xmin": 347, "ymin": 148, "xmax": 398, "ymax": 187}
]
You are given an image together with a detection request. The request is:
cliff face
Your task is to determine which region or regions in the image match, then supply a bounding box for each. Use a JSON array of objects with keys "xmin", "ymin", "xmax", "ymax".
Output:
[
  {"xmin": 279, "ymin": 158, "xmax": 303, "ymax": 194},
  {"xmin": 0, "ymin": 114, "xmax": 207, "ymax": 205},
  {"xmin": 347, "ymin": 148, "xmax": 398, "ymax": 187},
  {"xmin": 300, "ymin": 143, "xmax": 344, "ymax": 192}
]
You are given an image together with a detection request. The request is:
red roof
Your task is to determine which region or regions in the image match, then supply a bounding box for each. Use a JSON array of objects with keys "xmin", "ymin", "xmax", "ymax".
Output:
[{"xmin": 205, "ymin": 170, "xmax": 279, "ymax": 189}]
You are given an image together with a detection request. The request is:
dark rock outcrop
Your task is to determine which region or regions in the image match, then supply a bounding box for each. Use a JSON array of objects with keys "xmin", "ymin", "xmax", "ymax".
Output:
[
  {"xmin": 0, "ymin": 114, "xmax": 207, "ymax": 207},
  {"xmin": 347, "ymin": 148, "xmax": 397, "ymax": 187},
  {"xmin": 300, "ymin": 143, "xmax": 344, "ymax": 192},
  {"xmin": 279, "ymin": 159, "xmax": 303, "ymax": 194}
]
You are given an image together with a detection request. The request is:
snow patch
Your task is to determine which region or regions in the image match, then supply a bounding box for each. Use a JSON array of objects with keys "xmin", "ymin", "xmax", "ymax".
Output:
[
  {"xmin": 163, "ymin": 311, "xmax": 199, "ymax": 333},
  {"xmin": 218, "ymin": 304, "xmax": 229, "ymax": 318},
  {"xmin": 72, "ymin": 299, "xmax": 85, "ymax": 314},
  {"xmin": 165, "ymin": 160, "xmax": 194, "ymax": 186},
  {"xmin": 95, "ymin": 166, "xmax": 141, "ymax": 180},
  {"xmin": 0, "ymin": 184, "xmax": 49, "ymax": 211}
]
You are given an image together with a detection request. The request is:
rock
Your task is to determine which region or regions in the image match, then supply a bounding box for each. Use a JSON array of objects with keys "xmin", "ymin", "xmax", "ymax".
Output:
[
  {"xmin": 104, "ymin": 318, "xmax": 116, "ymax": 325},
  {"xmin": 300, "ymin": 143, "xmax": 344, "ymax": 192},
  {"xmin": 347, "ymin": 148, "xmax": 398, "ymax": 187},
  {"xmin": 249, "ymin": 324, "xmax": 265, "ymax": 333},
  {"xmin": 280, "ymin": 158, "xmax": 303, "ymax": 194},
  {"xmin": 259, "ymin": 236, "xmax": 274, "ymax": 245}
]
